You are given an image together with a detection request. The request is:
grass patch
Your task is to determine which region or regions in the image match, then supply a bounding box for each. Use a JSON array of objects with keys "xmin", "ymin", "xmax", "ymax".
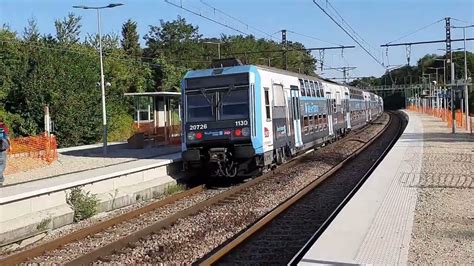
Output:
[
  {"xmin": 163, "ymin": 183, "xmax": 186, "ymax": 196},
  {"xmin": 36, "ymin": 217, "xmax": 51, "ymax": 231}
]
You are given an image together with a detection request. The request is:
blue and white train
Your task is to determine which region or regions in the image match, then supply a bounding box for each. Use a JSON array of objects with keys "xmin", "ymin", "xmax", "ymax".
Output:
[{"xmin": 181, "ymin": 60, "xmax": 383, "ymax": 177}]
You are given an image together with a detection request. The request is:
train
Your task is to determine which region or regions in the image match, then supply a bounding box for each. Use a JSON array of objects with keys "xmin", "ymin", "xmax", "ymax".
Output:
[{"xmin": 180, "ymin": 59, "xmax": 383, "ymax": 178}]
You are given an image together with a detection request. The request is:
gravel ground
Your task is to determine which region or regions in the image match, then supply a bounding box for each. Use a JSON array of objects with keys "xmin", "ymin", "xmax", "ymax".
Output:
[
  {"xmin": 100, "ymin": 114, "xmax": 390, "ymax": 264},
  {"xmin": 4, "ymin": 143, "xmax": 180, "ymax": 185},
  {"xmin": 408, "ymin": 113, "xmax": 474, "ymax": 264},
  {"xmin": 26, "ymin": 188, "xmax": 227, "ymax": 264},
  {"xmin": 217, "ymin": 112, "xmax": 403, "ymax": 264}
]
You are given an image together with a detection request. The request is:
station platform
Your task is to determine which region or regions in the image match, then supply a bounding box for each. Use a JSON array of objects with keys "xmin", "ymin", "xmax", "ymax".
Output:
[
  {"xmin": 299, "ymin": 110, "xmax": 473, "ymax": 264},
  {"xmin": 0, "ymin": 144, "xmax": 182, "ymax": 248},
  {"xmin": 5, "ymin": 141, "xmax": 181, "ymax": 185}
]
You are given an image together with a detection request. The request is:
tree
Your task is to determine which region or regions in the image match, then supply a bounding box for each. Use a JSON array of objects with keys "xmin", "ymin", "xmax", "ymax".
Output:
[
  {"xmin": 55, "ymin": 13, "xmax": 82, "ymax": 44},
  {"xmin": 85, "ymin": 33, "xmax": 120, "ymax": 52},
  {"xmin": 144, "ymin": 16, "xmax": 203, "ymax": 65},
  {"xmin": 121, "ymin": 19, "xmax": 141, "ymax": 57},
  {"xmin": 23, "ymin": 16, "xmax": 40, "ymax": 42}
]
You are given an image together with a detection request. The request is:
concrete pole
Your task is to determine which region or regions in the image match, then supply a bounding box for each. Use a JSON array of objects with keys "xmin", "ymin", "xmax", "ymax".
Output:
[
  {"xmin": 44, "ymin": 106, "xmax": 51, "ymax": 136},
  {"xmin": 463, "ymin": 28, "xmax": 470, "ymax": 132},
  {"xmin": 451, "ymin": 62, "xmax": 456, "ymax": 133}
]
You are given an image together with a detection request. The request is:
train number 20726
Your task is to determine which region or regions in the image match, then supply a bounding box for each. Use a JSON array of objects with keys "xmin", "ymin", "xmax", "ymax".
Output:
[{"xmin": 189, "ymin": 124, "xmax": 208, "ymax": 130}]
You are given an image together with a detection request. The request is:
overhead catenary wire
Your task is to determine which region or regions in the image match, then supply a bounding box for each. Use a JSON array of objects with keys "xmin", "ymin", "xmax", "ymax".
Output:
[
  {"xmin": 323, "ymin": 0, "xmax": 377, "ymax": 52},
  {"xmin": 164, "ymin": 0, "xmax": 250, "ymax": 36},
  {"xmin": 286, "ymin": 30, "xmax": 344, "ymax": 47},
  {"xmin": 0, "ymin": 38, "xmax": 211, "ymax": 66},
  {"xmin": 322, "ymin": 0, "xmax": 384, "ymax": 59},
  {"xmin": 198, "ymin": 0, "xmax": 280, "ymax": 41},
  {"xmin": 451, "ymin": 17, "xmax": 474, "ymax": 25},
  {"xmin": 386, "ymin": 18, "xmax": 444, "ymax": 45},
  {"xmin": 311, "ymin": 0, "xmax": 385, "ymax": 68}
]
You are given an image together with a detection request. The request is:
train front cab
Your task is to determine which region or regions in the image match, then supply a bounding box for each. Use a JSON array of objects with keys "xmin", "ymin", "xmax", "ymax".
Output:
[{"xmin": 181, "ymin": 67, "xmax": 260, "ymax": 177}]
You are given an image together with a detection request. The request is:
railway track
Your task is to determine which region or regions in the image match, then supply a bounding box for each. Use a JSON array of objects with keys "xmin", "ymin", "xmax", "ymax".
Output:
[
  {"xmin": 0, "ymin": 113, "xmax": 394, "ymax": 265},
  {"xmin": 202, "ymin": 111, "xmax": 405, "ymax": 265}
]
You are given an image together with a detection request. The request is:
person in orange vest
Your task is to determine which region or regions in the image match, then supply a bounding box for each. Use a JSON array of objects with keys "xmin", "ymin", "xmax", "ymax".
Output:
[{"xmin": 0, "ymin": 116, "xmax": 11, "ymax": 186}]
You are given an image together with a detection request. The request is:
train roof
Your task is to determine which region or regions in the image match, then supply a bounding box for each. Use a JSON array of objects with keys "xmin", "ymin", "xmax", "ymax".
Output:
[{"xmin": 184, "ymin": 63, "xmax": 373, "ymax": 95}]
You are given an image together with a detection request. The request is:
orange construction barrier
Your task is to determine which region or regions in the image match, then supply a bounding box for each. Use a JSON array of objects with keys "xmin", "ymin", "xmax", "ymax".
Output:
[{"xmin": 5, "ymin": 133, "xmax": 58, "ymax": 175}]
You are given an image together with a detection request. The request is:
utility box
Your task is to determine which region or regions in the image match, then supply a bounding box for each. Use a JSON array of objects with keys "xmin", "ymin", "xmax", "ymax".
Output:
[{"xmin": 127, "ymin": 132, "xmax": 145, "ymax": 149}]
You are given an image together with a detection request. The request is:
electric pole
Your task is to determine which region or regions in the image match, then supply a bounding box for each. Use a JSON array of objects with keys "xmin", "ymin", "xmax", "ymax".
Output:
[
  {"xmin": 446, "ymin": 17, "xmax": 456, "ymax": 133},
  {"xmin": 282, "ymin": 29, "xmax": 288, "ymax": 70}
]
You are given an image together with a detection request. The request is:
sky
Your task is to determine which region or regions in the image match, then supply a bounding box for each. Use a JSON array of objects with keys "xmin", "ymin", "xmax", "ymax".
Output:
[{"xmin": 1, "ymin": 0, "xmax": 473, "ymax": 80}]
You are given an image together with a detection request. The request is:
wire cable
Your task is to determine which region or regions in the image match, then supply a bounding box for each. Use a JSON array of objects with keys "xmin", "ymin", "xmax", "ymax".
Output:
[
  {"xmin": 452, "ymin": 17, "xmax": 474, "ymax": 25},
  {"xmin": 0, "ymin": 38, "xmax": 211, "ymax": 65},
  {"xmin": 324, "ymin": 0, "xmax": 378, "ymax": 53},
  {"xmin": 312, "ymin": 0, "xmax": 385, "ymax": 68},
  {"xmin": 198, "ymin": 0, "xmax": 279, "ymax": 41},
  {"xmin": 386, "ymin": 18, "xmax": 444, "ymax": 45},
  {"xmin": 164, "ymin": 0, "xmax": 250, "ymax": 36},
  {"xmin": 287, "ymin": 30, "xmax": 344, "ymax": 46}
]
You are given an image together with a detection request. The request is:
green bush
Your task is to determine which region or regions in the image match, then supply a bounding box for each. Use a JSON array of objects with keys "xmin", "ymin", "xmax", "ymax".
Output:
[
  {"xmin": 0, "ymin": 109, "xmax": 27, "ymax": 138},
  {"xmin": 66, "ymin": 187, "xmax": 98, "ymax": 222},
  {"xmin": 108, "ymin": 112, "xmax": 134, "ymax": 142}
]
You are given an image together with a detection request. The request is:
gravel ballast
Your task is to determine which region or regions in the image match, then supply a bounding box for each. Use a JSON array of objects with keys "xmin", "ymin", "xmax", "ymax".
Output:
[{"xmin": 102, "ymin": 114, "xmax": 390, "ymax": 264}]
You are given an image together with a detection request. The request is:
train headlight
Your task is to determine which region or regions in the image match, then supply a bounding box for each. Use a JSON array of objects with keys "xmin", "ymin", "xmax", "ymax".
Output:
[
  {"xmin": 242, "ymin": 127, "xmax": 250, "ymax": 137},
  {"xmin": 187, "ymin": 132, "xmax": 196, "ymax": 141},
  {"xmin": 234, "ymin": 129, "xmax": 242, "ymax": 137},
  {"xmin": 196, "ymin": 132, "xmax": 203, "ymax": 139}
]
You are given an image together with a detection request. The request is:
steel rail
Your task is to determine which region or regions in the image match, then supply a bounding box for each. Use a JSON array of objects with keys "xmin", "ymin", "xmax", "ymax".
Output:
[
  {"xmin": 3, "ymin": 114, "xmax": 388, "ymax": 265},
  {"xmin": 0, "ymin": 185, "xmax": 205, "ymax": 265},
  {"xmin": 199, "ymin": 113, "xmax": 395, "ymax": 265},
  {"xmin": 288, "ymin": 112, "xmax": 403, "ymax": 264},
  {"xmin": 65, "ymin": 145, "xmax": 315, "ymax": 265}
]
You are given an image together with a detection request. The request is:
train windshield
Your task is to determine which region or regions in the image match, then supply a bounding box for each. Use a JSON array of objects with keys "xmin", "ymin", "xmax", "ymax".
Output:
[
  {"xmin": 186, "ymin": 92, "xmax": 214, "ymax": 122},
  {"xmin": 219, "ymin": 87, "xmax": 249, "ymax": 120},
  {"xmin": 186, "ymin": 85, "xmax": 249, "ymax": 122}
]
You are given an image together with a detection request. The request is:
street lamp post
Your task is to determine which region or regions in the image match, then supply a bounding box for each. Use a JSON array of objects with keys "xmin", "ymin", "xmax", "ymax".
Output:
[
  {"xmin": 434, "ymin": 58, "xmax": 448, "ymax": 118},
  {"xmin": 451, "ymin": 25, "xmax": 473, "ymax": 131},
  {"xmin": 73, "ymin": 3, "xmax": 124, "ymax": 155},
  {"xmin": 203, "ymin": 41, "xmax": 222, "ymax": 59},
  {"xmin": 458, "ymin": 26, "xmax": 472, "ymax": 131}
]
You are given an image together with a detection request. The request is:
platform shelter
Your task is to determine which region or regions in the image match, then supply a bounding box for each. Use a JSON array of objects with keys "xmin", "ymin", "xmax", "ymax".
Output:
[{"xmin": 124, "ymin": 92, "xmax": 181, "ymax": 145}]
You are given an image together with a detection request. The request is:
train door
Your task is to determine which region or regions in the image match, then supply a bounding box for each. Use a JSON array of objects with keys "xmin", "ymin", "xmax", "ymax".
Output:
[
  {"xmin": 335, "ymin": 91, "xmax": 341, "ymax": 126},
  {"xmin": 290, "ymin": 86, "xmax": 303, "ymax": 148},
  {"xmin": 326, "ymin": 90, "xmax": 334, "ymax": 136},
  {"xmin": 364, "ymin": 93, "xmax": 369, "ymax": 122},
  {"xmin": 344, "ymin": 89, "xmax": 351, "ymax": 129}
]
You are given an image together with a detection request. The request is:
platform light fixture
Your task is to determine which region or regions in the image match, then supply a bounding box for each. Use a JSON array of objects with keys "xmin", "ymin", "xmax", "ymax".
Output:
[{"xmin": 73, "ymin": 3, "xmax": 124, "ymax": 155}]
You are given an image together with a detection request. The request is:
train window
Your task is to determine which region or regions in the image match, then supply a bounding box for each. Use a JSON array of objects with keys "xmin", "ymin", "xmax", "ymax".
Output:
[
  {"xmin": 219, "ymin": 89, "xmax": 249, "ymax": 120},
  {"xmin": 299, "ymin": 79, "xmax": 305, "ymax": 96},
  {"xmin": 273, "ymin": 84, "xmax": 285, "ymax": 107},
  {"xmin": 303, "ymin": 116, "xmax": 309, "ymax": 135},
  {"xmin": 186, "ymin": 93, "xmax": 214, "ymax": 122},
  {"xmin": 309, "ymin": 81, "xmax": 315, "ymax": 97},
  {"xmin": 304, "ymin": 80, "xmax": 310, "ymax": 96},
  {"xmin": 264, "ymin": 88, "xmax": 271, "ymax": 121}
]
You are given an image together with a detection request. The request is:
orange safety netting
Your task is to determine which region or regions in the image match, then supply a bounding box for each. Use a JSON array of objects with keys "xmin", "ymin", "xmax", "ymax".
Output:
[
  {"xmin": 5, "ymin": 133, "xmax": 58, "ymax": 175},
  {"xmin": 408, "ymin": 104, "xmax": 473, "ymax": 130}
]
